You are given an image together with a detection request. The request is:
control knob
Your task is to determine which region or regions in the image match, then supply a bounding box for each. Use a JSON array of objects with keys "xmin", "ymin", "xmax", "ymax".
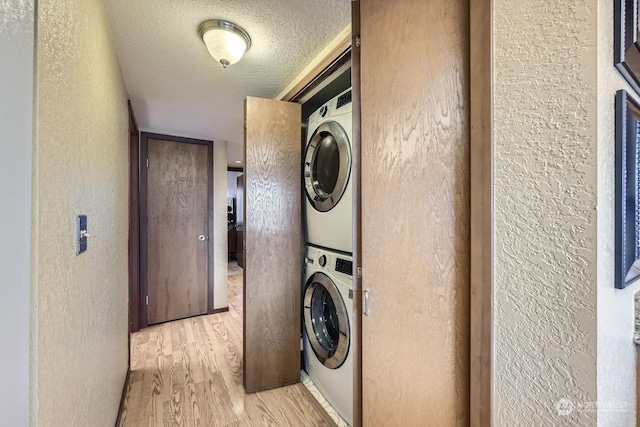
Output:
[{"xmin": 318, "ymin": 255, "xmax": 327, "ymax": 267}]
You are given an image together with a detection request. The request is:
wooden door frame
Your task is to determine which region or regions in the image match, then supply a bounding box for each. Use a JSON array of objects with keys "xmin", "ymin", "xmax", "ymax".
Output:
[
  {"xmin": 469, "ymin": 0, "xmax": 494, "ymax": 425},
  {"xmin": 138, "ymin": 132, "xmax": 215, "ymax": 329},
  {"xmin": 128, "ymin": 101, "xmax": 140, "ymax": 334},
  {"xmin": 279, "ymin": 39, "xmax": 351, "ymax": 103},
  {"xmin": 350, "ymin": 2, "xmax": 363, "ymax": 426}
]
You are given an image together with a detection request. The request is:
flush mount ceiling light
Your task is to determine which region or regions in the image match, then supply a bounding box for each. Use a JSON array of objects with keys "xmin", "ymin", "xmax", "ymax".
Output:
[
  {"xmin": 234, "ymin": 160, "xmax": 243, "ymax": 164},
  {"xmin": 198, "ymin": 20, "xmax": 251, "ymax": 68}
]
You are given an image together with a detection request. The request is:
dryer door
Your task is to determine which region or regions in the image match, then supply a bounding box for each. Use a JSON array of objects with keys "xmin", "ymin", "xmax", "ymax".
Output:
[
  {"xmin": 303, "ymin": 272, "xmax": 350, "ymax": 369},
  {"xmin": 304, "ymin": 121, "xmax": 351, "ymax": 212}
]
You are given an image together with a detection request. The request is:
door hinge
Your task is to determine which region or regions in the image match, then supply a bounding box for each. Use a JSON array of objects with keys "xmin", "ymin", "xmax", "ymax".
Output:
[
  {"xmin": 355, "ymin": 35, "xmax": 361, "ymax": 48},
  {"xmin": 145, "ymin": 295, "xmax": 149, "ymax": 306},
  {"xmin": 146, "ymin": 158, "xmax": 149, "ymax": 168},
  {"xmin": 357, "ymin": 267, "xmax": 362, "ymax": 279}
]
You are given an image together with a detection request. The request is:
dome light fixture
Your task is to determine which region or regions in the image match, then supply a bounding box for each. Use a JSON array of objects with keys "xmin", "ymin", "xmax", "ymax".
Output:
[{"xmin": 198, "ymin": 20, "xmax": 251, "ymax": 68}]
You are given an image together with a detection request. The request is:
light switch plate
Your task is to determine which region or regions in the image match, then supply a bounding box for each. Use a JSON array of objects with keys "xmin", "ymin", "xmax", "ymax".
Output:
[
  {"xmin": 634, "ymin": 291, "xmax": 640, "ymax": 345},
  {"xmin": 76, "ymin": 215, "xmax": 87, "ymax": 255}
]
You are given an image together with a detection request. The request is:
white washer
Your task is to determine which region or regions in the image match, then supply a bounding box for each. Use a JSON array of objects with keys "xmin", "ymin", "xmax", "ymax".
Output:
[
  {"xmin": 303, "ymin": 245, "xmax": 353, "ymax": 426},
  {"xmin": 304, "ymin": 88, "xmax": 353, "ymax": 254}
]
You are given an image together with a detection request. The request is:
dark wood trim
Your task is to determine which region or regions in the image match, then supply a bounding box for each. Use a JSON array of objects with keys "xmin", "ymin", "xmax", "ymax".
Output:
[
  {"xmin": 139, "ymin": 134, "xmax": 149, "ymax": 329},
  {"xmin": 114, "ymin": 369, "xmax": 131, "ymax": 427},
  {"xmin": 227, "ymin": 166, "xmax": 243, "ymax": 172},
  {"xmin": 139, "ymin": 132, "xmax": 215, "ymax": 328},
  {"xmin": 289, "ymin": 50, "xmax": 352, "ymax": 104},
  {"xmin": 128, "ymin": 100, "xmax": 139, "ymax": 135},
  {"xmin": 128, "ymin": 101, "xmax": 140, "ymax": 334},
  {"xmin": 212, "ymin": 307, "xmax": 229, "ymax": 314},
  {"xmin": 141, "ymin": 132, "xmax": 212, "ymax": 146},
  {"xmin": 350, "ymin": 2, "xmax": 362, "ymax": 427},
  {"xmin": 470, "ymin": 0, "xmax": 494, "ymax": 425},
  {"xmin": 280, "ymin": 33, "xmax": 352, "ymax": 103},
  {"xmin": 207, "ymin": 143, "xmax": 215, "ymax": 314}
]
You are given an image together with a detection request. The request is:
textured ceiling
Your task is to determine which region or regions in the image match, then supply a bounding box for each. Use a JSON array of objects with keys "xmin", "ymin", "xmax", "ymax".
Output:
[{"xmin": 104, "ymin": 0, "xmax": 351, "ymax": 166}]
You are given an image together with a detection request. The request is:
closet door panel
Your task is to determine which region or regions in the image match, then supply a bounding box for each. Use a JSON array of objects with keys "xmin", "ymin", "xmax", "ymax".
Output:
[
  {"xmin": 243, "ymin": 97, "xmax": 302, "ymax": 393},
  {"xmin": 360, "ymin": 0, "xmax": 471, "ymax": 425}
]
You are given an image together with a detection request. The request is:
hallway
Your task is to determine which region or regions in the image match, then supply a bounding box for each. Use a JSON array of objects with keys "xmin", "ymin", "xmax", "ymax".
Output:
[{"xmin": 119, "ymin": 272, "xmax": 336, "ymax": 426}]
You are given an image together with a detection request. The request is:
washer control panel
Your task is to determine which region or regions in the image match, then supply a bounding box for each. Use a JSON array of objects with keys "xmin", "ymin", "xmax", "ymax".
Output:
[{"xmin": 306, "ymin": 246, "xmax": 353, "ymax": 281}]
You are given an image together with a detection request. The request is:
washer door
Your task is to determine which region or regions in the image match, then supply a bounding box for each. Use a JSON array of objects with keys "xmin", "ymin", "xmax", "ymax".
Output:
[
  {"xmin": 303, "ymin": 272, "xmax": 350, "ymax": 369},
  {"xmin": 304, "ymin": 121, "xmax": 351, "ymax": 212}
]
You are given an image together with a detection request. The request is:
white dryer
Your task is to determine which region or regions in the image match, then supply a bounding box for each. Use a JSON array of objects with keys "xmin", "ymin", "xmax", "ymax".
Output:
[
  {"xmin": 303, "ymin": 245, "xmax": 353, "ymax": 426},
  {"xmin": 304, "ymin": 88, "xmax": 353, "ymax": 254}
]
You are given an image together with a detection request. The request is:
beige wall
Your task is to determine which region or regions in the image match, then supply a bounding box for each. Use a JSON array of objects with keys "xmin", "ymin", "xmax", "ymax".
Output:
[
  {"xmin": 493, "ymin": 0, "xmax": 598, "ymax": 424},
  {"xmin": 31, "ymin": 0, "xmax": 129, "ymax": 425},
  {"xmin": 597, "ymin": 0, "xmax": 640, "ymax": 425}
]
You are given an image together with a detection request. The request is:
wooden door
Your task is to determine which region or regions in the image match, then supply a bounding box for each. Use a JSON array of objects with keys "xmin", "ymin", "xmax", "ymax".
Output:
[
  {"xmin": 243, "ymin": 97, "xmax": 302, "ymax": 393},
  {"xmin": 142, "ymin": 133, "xmax": 212, "ymax": 325},
  {"xmin": 359, "ymin": 0, "xmax": 471, "ymax": 425}
]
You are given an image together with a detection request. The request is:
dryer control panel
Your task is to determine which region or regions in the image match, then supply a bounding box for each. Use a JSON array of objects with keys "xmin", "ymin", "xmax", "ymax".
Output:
[{"xmin": 307, "ymin": 87, "xmax": 353, "ymax": 134}]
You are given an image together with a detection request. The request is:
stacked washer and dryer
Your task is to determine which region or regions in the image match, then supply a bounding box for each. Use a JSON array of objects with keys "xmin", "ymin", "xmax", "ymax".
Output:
[{"xmin": 302, "ymin": 87, "xmax": 354, "ymax": 426}]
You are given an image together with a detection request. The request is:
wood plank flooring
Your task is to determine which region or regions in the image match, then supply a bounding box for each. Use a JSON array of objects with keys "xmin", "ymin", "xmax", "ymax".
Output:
[{"xmin": 119, "ymin": 272, "xmax": 336, "ymax": 427}]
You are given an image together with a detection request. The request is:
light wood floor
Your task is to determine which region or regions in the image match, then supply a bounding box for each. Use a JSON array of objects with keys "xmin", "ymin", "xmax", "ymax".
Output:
[{"xmin": 119, "ymin": 272, "xmax": 336, "ymax": 427}]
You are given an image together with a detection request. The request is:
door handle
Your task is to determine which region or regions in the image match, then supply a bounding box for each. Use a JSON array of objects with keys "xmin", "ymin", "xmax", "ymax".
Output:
[
  {"xmin": 364, "ymin": 289, "xmax": 370, "ymax": 316},
  {"xmin": 199, "ymin": 235, "xmax": 207, "ymax": 241}
]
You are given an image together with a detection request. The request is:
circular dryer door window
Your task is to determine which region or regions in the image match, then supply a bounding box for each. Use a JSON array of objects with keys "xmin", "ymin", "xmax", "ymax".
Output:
[
  {"xmin": 304, "ymin": 121, "xmax": 351, "ymax": 212},
  {"xmin": 303, "ymin": 272, "xmax": 350, "ymax": 369}
]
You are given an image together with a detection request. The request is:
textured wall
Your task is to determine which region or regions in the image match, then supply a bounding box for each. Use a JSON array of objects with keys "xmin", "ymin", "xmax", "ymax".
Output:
[
  {"xmin": 493, "ymin": 0, "xmax": 598, "ymax": 424},
  {"xmin": 0, "ymin": 0, "xmax": 34, "ymax": 425},
  {"xmin": 32, "ymin": 0, "xmax": 129, "ymax": 425},
  {"xmin": 214, "ymin": 141, "xmax": 228, "ymax": 309},
  {"xmin": 596, "ymin": 0, "xmax": 640, "ymax": 424}
]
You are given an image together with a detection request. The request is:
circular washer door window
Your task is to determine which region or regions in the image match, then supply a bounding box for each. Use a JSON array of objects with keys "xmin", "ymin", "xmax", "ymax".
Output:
[
  {"xmin": 304, "ymin": 121, "xmax": 351, "ymax": 212},
  {"xmin": 303, "ymin": 272, "xmax": 350, "ymax": 369}
]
